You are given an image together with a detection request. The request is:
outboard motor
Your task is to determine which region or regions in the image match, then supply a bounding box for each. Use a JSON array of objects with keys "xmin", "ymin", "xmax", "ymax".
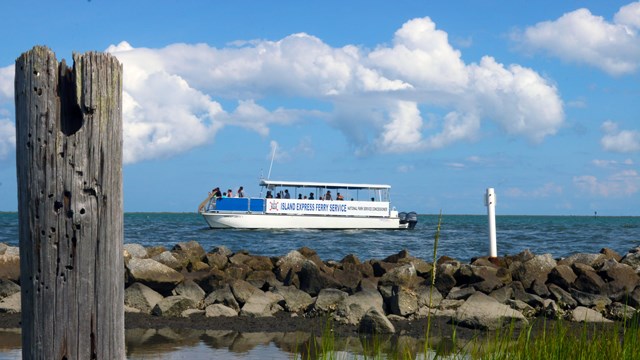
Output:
[
  {"xmin": 398, "ymin": 212, "xmax": 408, "ymax": 225},
  {"xmin": 406, "ymin": 211, "xmax": 418, "ymax": 229}
]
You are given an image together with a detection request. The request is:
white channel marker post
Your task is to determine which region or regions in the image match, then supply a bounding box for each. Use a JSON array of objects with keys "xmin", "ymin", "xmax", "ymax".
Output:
[{"xmin": 485, "ymin": 188, "xmax": 497, "ymax": 258}]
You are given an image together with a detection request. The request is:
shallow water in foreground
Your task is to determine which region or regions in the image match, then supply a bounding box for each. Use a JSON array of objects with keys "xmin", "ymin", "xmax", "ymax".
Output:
[{"xmin": 0, "ymin": 328, "xmax": 449, "ymax": 359}]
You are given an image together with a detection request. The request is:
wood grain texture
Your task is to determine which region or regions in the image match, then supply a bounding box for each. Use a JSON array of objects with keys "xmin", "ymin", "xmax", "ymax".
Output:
[{"xmin": 15, "ymin": 46, "xmax": 124, "ymax": 359}]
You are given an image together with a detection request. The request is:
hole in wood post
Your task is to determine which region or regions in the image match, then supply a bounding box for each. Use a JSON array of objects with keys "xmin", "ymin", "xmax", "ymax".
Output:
[
  {"xmin": 58, "ymin": 61, "xmax": 83, "ymax": 136},
  {"xmin": 80, "ymin": 208, "xmax": 86, "ymax": 215},
  {"xmin": 54, "ymin": 201, "xmax": 63, "ymax": 213}
]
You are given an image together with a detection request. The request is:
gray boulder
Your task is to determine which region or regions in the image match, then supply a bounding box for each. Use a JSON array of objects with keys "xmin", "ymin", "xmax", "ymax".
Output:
[
  {"xmin": 379, "ymin": 263, "xmax": 418, "ymax": 288},
  {"xmin": 124, "ymin": 243, "xmax": 148, "ymax": 259},
  {"xmin": 125, "ymin": 282, "xmax": 165, "ymax": 314},
  {"xmin": 512, "ymin": 254, "xmax": 556, "ymax": 290},
  {"xmin": 570, "ymin": 289, "xmax": 611, "ymax": 311},
  {"xmin": 416, "ymin": 285, "xmax": 443, "ymax": 308},
  {"xmin": 152, "ymin": 296, "xmax": 197, "ymax": 317},
  {"xmin": 239, "ymin": 291, "xmax": 283, "ymax": 317},
  {"xmin": 621, "ymin": 252, "xmax": 640, "ymax": 268},
  {"xmin": 558, "ymin": 253, "xmax": 606, "ymax": 268},
  {"xmin": 358, "ymin": 308, "xmax": 395, "ymax": 334},
  {"xmin": 572, "ymin": 264, "xmax": 606, "ymax": 294},
  {"xmin": 230, "ymin": 279, "xmax": 260, "ymax": 305},
  {"xmin": 608, "ymin": 302, "xmax": 636, "ymax": 321},
  {"xmin": 126, "ymin": 258, "xmax": 184, "ymax": 293},
  {"xmin": 0, "ymin": 292, "xmax": 20, "ymax": 314},
  {"xmin": 272, "ymin": 285, "xmax": 313, "ymax": 313},
  {"xmin": 454, "ymin": 292, "xmax": 528, "ymax": 330},
  {"xmin": 205, "ymin": 303, "xmax": 238, "ymax": 317},
  {"xmin": 571, "ymin": 306, "xmax": 612, "ymax": 323},
  {"xmin": 0, "ymin": 279, "xmax": 20, "ymax": 299},
  {"xmin": 173, "ymin": 240, "xmax": 206, "ymax": 263},
  {"xmin": 274, "ymin": 250, "xmax": 306, "ymax": 281},
  {"xmin": 335, "ymin": 289, "xmax": 385, "ymax": 325},
  {"xmin": 152, "ymin": 251, "xmax": 184, "ymax": 271},
  {"xmin": 312, "ymin": 288, "xmax": 349, "ymax": 313},
  {"xmin": 204, "ymin": 284, "xmax": 240, "ymax": 311},
  {"xmin": 598, "ymin": 259, "xmax": 639, "ymax": 295},
  {"xmin": 172, "ymin": 279, "xmax": 206, "ymax": 305},
  {"xmin": 298, "ymin": 260, "xmax": 340, "ymax": 296},
  {"xmin": 0, "ymin": 252, "xmax": 20, "ymax": 282},
  {"xmin": 206, "ymin": 252, "xmax": 229, "ymax": 270},
  {"xmin": 389, "ymin": 286, "xmax": 418, "ymax": 316}
]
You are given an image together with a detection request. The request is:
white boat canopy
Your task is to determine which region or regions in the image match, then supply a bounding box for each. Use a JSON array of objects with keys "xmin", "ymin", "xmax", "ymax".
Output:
[{"xmin": 259, "ymin": 179, "xmax": 391, "ymax": 190}]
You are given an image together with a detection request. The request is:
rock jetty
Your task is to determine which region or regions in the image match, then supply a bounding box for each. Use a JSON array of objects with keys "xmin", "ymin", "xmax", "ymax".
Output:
[{"xmin": 2, "ymin": 241, "xmax": 640, "ymax": 333}]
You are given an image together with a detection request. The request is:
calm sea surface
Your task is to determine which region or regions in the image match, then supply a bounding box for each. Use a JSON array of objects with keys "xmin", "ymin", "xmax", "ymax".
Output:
[
  {"xmin": 1, "ymin": 212, "xmax": 639, "ymax": 261},
  {"xmin": 1, "ymin": 212, "xmax": 640, "ymax": 358}
]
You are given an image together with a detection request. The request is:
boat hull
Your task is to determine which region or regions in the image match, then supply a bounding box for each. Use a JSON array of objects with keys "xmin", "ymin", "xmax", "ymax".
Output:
[{"xmin": 201, "ymin": 212, "xmax": 408, "ymax": 229}]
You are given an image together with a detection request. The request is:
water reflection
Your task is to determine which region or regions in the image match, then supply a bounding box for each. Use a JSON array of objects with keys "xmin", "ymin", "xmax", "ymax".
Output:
[{"xmin": 0, "ymin": 327, "xmax": 466, "ymax": 359}]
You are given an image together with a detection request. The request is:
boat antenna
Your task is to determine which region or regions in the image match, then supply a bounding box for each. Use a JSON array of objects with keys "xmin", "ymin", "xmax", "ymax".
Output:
[{"xmin": 267, "ymin": 143, "xmax": 276, "ymax": 180}]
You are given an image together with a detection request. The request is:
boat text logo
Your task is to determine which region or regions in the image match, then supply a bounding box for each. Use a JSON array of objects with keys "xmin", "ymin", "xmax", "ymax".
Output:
[{"xmin": 268, "ymin": 201, "xmax": 279, "ymax": 211}]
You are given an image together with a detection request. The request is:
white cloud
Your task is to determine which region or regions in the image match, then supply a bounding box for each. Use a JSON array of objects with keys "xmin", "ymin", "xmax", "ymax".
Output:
[
  {"xmin": 515, "ymin": 3, "xmax": 640, "ymax": 75},
  {"xmin": 397, "ymin": 164, "xmax": 414, "ymax": 173},
  {"xmin": 0, "ymin": 65, "xmax": 13, "ymax": 103},
  {"xmin": 504, "ymin": 182, "xmax": 563, "ymax": 198},
  {"xmin": 574, "ymin": 170, "xmax": 640, "ymax": 197},
  {"xmin": 600, "ymin": 121, "xmax": 640, "ymax": 153},
  {"xmin": 1, "ymin": 17, "xmax": 566, "ymax": 163},
  {"xmin": 0, "ymin": 119, "xmax": 16, "ymax": 160},
  {"xmin": 593, "ymin": 158, "xmax": 635, "ymax": 167}
]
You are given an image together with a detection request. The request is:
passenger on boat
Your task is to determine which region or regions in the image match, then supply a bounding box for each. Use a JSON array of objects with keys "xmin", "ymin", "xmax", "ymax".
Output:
[
  {"xmin": 266, "ymin": 191, "xmax": 273, "ymax": 198},
  {"xmin": 298, "ymin": 194, "xmax": 302, "ymax": 199},
  {"xmin": 336, "ymin": 192, "xmax": 344, "ymax": 200},
  {"xmin": 284, "ymin": 189, "xmax": 291, "ymax": 199},
  {"xmin": 237, "ymin": 186, "xmax": 244, "ymax": 198},
  {"xmin": 276, "ymin": 193, "xmax": 281, "ymax": 198},
  {"xmin": 371, "ymin": 197, "xmax": 375, "ymax": 201},
  {"xmin": 227, "ymin": 189, "xmax": 233, "ymax": 197},
  {"xmin": 309, "ymin": 192, "xmax": 315, "ymax": 200},
  {"xmin": 325, "ymin": 191, "xmax": 332, "ymax": 200},
  {"xmin": 211, "ymin": 187, "xmax": 222, "ymax": 199}
]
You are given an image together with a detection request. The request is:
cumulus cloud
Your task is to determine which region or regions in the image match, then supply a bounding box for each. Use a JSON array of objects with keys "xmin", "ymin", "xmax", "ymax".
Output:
[
  {"xmin": 0, "ymin": 65, "xmax": 13, "ymax": 103},
  {"xmin": 574, "ymin": 170, "xmax": 640, "ymax": 197},
  {"xmin": 1, "ymin": 17, "xmax": 565, "ymax": 163},
  {"xmin": 600, "ymin": 121, "xmax": 640, "ymax": 153},
  {"xmin": 514, "ymin": 3, "xmax": 640, "ymax": 75}
]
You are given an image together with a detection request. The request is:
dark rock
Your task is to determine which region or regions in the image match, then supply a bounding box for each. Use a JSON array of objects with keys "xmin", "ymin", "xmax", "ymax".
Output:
[
  {"xmin": 298, "ymin": 260, "xmax": 340, "ymax": 296},
  {"xmin": 335, "ymin": 289, "xmax": 385, "ymax": 325},
  {"xmin": 205, "ymin": 252, "xmax": 228, "ymax": 270},
  {"xmin": 125, "ymin": 282, "xmax": 164, "ymax": 314},
  {"xmin": 229, "ymin": 252, "xmax": 252, "ymax": 266},
  {"xmin": 152, "ymin": 296, "xmax": 197, "ymax": 317},
  {"xmin": 340, "ymin": 254, "xmax": 361, "ymax": 265},
  {"xmin": 530, "ymin": 279, "xmax": 550, "ymax": 297},
  {"xmin": 245, "ymin": 270, "xmax": 280, "ymax": 290},
  {"xmin": 332, "ymin": 268, "xmax": 362, "ymax": 293},
  {"xmin": 621, "ymin": 252, "xmax": 640, "ymax": 268},
  {"xmin": 204, "ymin": 284, "xmax": 240, "ymax": 311},
  {"xmin": 489, "ymin": 286, "xmax": 513, "ymax": 304},
  {"xmin": 173, "ymin": 240, "xmax": 206, "ymax": 263},
  {"xmin": 224, "ymin": 263, "xmax": 251, "ymax": 281},
  {"xmin": 600, "ymin": 248, "xmax": 622, "ymax": 262},
  {"xmin": 548, "ymin": 284, "xmax": 578, "ymax": 308},
  {"xmin": 608, "ymin": 302, "xmax": 636, "ymax": 321},
  {"xmin": 570, "ymin": 289, "xmax": 611, "ymax": 310},
  {"xmin": 197, "ymin": 268, "xmax": 230, "ymax": 293},
  {"xmin": 446, "ymin": 286, "xmax": 476, "ymax": 301},
  {"xmin": 274, "ymin": 250, "xmax": 306, "ymax": 282},
  {"xmin": 172, "ymin": 279, "xmax": 206, "ymax": 305},
  {"xmin": 510, "ymin": 281, "xmax": 545, "ymax": 309},
  {"xmin": 628, "ymin": 286, "xmax": 640, "ymax": 308},
  {"xmin": 146, "ymin": 246, "xmax": 167, "ymax": 259},
  {"xmin": 598, "ymin": 259, "xmax": 639, "ymax": 295},
  {"xmin": 547, "ymin": 265, "xmax": 577, "ymax": 289},
  {"xmin": 371, "ymin": 260, "xmax": 399, "ymax": 277},
  {"xmin": 384, "ymin": 249, "xmax": 411, "ymax": 263},
  {"xmin": 416, "ymin": 285, "xmax": 443, "ymax": 308},
  {"xmin": 573, "ymin": 266, "xmax": 606, "ymax": 294},
  {"xmin": 0, "ymin": 252, "xmax": 20, "ymax": 282},
  {"xmin": 126, "ymin": 258, "xmax": 184, "ymax": 294}
]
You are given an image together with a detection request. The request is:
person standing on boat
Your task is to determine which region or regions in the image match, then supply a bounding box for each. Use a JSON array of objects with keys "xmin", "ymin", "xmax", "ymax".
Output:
[
  {"xmin": 266, "ymin": 191, "xmax": 273, "ymax": 198},
  {"xmin": 226, "ymin": 189, "xmax": 233, "ymax": 197},
  {"xmin": 211, "ymin": 187, "xmax": 222, "ymax": 199},
  {"xmin": 298, "ymin": 194, "xmax": 302, "ymax": 200},
  {"xmin": 336, "ymin": 192, "xmax": 344, "ymax": 200},
  {"xmin": 309, "ymin": 192, "xmax": 314, "ymax": 200},
  {"xmin": 237, "ymin": 186, "xmax": 245, "ymax": 198},
  {"xmin": 284, "ymin": 189, "xmax": 291, "ymax": 199},
  {"xmin": 325, "ymin": 191, "xmax": 332, "ymax": 200}
]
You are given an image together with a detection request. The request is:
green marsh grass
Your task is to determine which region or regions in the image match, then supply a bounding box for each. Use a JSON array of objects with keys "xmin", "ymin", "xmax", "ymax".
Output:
[{"xmin": 295, "ymin": 212, "xmax": 640, "ymax": 359}]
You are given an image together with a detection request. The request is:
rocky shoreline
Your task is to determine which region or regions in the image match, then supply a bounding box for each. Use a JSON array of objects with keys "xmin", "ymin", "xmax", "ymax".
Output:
[{"xmin": 2, "ymin": 241, "xmax": 640, "ymax": 334}]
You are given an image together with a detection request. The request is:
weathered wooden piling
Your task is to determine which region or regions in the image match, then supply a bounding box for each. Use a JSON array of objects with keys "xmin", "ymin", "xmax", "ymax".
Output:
[{"xmin": 15, "ymin": 46, "xmax": 124, "ymax": 359}]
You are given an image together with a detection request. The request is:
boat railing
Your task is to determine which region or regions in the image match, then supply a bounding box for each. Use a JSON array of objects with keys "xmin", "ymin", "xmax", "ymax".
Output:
[{"xmin": 205, "ymin": 197, "xmax": 265, "ymax": 213}]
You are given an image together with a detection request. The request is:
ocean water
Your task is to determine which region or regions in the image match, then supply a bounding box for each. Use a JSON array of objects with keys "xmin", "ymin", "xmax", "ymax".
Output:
[{"xmin": 1, "ymin": 212, "xmax": 639, "ymax": 261}]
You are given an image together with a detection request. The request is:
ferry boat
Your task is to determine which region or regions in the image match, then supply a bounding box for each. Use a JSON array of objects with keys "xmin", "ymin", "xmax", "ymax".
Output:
[{"xmin": 199, "ymin": 179, "xmax": 418, "ymax": 230}]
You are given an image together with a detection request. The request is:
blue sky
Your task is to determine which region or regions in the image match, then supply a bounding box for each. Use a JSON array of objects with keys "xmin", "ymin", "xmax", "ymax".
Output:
[{"xmin": 0, "ymin": 1, "xmax": 639, "ymax": 215}]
